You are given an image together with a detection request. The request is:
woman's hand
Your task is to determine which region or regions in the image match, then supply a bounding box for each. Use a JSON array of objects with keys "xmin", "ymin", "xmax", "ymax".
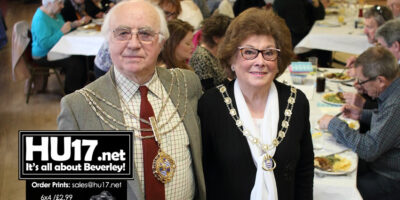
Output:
[
  {"xmin": 81, "ymin": 16, "xmax": 92, "ymax": 24},
  {"xmin": 61, "ymin": 22, "xmax": 72, "ymax": 34},
  {"xmin": 343, "ymin": 92, "xmax": 366, "ymax": 108},
  {"xmin": 95, "ymin": 12, "xmax": 105, "ymax": 19}
]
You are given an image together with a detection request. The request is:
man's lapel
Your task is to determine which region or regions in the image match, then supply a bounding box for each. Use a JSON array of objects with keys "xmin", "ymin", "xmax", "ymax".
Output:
[
  {"xmin": 90, "ymin": 67, "xmax": 126, "ymax": 130},
  {"xmin": 157, "ymin": 67, "xmax": 196, "ymax": 137}
]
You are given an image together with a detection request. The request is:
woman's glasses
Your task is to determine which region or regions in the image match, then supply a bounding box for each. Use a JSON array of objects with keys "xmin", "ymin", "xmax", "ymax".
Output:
[{"xmin": 238, "ymin": 47, "xmax": 280, "ymax": 61}]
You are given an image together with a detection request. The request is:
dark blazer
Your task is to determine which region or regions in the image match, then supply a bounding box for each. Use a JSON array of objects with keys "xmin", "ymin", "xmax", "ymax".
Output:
[
  {"xmin": 273, "ymin": 0, "xmax": 325, "ymax": 47},
  {"xmin": 85, "ymin": 0, "xmax": 111, "ymax": 18},
  {"xmin": 61, "ymin": 0, "xmax": 79, "ymax": 22},
  {"xmin": 198, "ymin": 80, "xmax": 314, "ymax": 200}
]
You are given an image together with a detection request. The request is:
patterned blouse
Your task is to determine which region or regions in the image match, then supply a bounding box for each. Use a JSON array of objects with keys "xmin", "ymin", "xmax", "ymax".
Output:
[{"xmin": 189, "ymin": 45, "xmax": 227, "ymax": 90}]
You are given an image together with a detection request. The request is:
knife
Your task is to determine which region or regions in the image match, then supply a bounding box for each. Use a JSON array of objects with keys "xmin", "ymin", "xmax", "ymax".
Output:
[{"xmin": 340, "ymin": 82, "xmax": 353, "ymax": 87}]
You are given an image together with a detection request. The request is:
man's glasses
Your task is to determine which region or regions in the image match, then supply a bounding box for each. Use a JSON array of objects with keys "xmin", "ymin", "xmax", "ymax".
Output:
[
  {"xmin": 356, "ymin": 76, "xmax": 376, "ymax": 86},
  {"xmin": 238, "ymin": 47, "xmax": 280, "ymax": 61},
  {"xmin": 113, "ymin": 26, "xmax": 159, "ymax": 43},
  {"xmin": 164, "ymin": 11, "xmax": 177, "ymax": 18}
]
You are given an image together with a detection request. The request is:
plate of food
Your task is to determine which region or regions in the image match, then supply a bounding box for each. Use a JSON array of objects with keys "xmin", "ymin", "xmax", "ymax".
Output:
[
  {"xmin": 78, "ymin": 23, "xmax": 101, "ymax": 31},
  {"xmin": 322, "ymin": 92, "xmax": 345, "ymax": 106},
  {"xmin": 325, "ymin": 72, "xmax": 354, "ymax": 82},
  {"xmin": 314, "ymin": 154, "xmax": 356, "ymax": 175},
  {"xmin": 340, "ymin": 118, "xmax": 360, "ymax": 130}
]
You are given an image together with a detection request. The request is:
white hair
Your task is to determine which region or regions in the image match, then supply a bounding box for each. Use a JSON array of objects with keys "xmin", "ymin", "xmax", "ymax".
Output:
[
  {"xmin": 42, "ymin": 0, "xmax": 63, "ymax": 6},
  {"xmin": 101, "ymin": 0, "xmax": 170, "ymax": 44}
]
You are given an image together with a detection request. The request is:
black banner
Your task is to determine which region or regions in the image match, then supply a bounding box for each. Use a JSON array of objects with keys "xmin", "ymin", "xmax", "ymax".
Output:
[
  {"xmin": 26, "ymin": 180, "xmax": 126, "ymax": 200},
  {"xmin": 19, "ymin": 131, "xmax": 134, "ymax": 179}
]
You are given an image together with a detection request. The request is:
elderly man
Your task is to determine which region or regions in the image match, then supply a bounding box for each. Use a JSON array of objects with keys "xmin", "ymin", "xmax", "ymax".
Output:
[
  {"xmin": 57, "ymin": 0, "xmax": 205, "ymax": 199},
  {"xmin": 363, "ymin": 5, "xmax": 393, "ymax": 44},
  {"xmin": 387, "ymin": 0, "xmax": 400, "ymax": 18},
  {"xmin": 376, "ymin": 19, "xmax": 400, "ymax": 63},
  {"xmin": 318, "ymin": 46, "xmax": 400, "ymax": 199}
]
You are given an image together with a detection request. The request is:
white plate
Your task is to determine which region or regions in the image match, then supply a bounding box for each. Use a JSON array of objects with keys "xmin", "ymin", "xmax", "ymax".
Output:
[
  {"xmin": 315, "ymin": 154, "xmax": 357, "ymax": 175},
  {"xmin": 316, "ymin": 21, "xmax": 341, "ymax": 27},
  {"xmin": 325, "ymin": 72, "xmax": 354, "ymax": 82},
  {"xmin": 321, "ymin": 92, "xmax": 345, "ymax": 106}
]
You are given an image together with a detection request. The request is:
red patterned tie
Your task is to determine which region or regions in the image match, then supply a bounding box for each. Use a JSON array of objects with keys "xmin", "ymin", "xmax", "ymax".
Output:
[{"xmin": 139, "ymin": 86, "xmax": 165, "ymax": 200}]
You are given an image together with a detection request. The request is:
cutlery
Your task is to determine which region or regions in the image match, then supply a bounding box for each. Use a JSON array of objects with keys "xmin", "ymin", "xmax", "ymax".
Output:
[
  {"xmin": 337, "ymin": 67, "xmax": 347, "ymax": 77},
  {"xmin": 334, "ymin": 111, "xmax": 343, "ymax": 118},
  {"xmin": 340, "ymin": 82, "xmax": 353, "ymax": 87}
]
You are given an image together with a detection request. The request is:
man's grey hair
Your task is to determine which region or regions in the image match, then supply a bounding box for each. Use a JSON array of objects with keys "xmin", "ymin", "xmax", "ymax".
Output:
[
  {"xmin": 364, "ymin": 5, "xmax": 394, "ymax": 26},
  {"xmin": 355, "ymin": 46, "xmax": 399, "ymax": 81},
  {"xmin": 42, "ymin": 0, "xmax": 63, "ymax": 6},
  {"xmin": 375, "ymin": 19, "xmax": 400, "ymax": 47},
  {"xmin": 101, "ymin": 0, "xmax": 170, "ymax": 44}
]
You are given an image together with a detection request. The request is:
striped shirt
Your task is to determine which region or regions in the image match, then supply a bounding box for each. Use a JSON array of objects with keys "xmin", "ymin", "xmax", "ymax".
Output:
[{"xmin": 328, "ymin": 77, "xmax": 400, "ymax": 180}]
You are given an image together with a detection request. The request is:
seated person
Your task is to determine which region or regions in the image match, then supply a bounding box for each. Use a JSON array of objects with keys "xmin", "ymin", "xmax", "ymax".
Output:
[
  {"xmin": 318, "ymin": 46, "xmax": 400, "ymax": 199},
  {"xmin": 158, "ymin": 19, "xmax": 194, "ymax": 70},
  {"xmin": 375, "ymin": 19, "xmax": 400, "ymax": 63},
  {"xmin": 387, "ymin": 0, "xmax": 400, "ymax": 19},
  {"xmin": 61, "ymin": 0, "xmax": 91, "ymax": 25},
  {"xmin": 158, "ymin": 0, "xmax": 182, "ymax": 21},
  {"xmin": 31, "ymin": 0, "xmax": 87, "ymax": 94},
  {"xmin": 189, "ymin": 14, "xmax": 231, "ymax": 90},
  {"xmin": 85, "ymin": 0, "xmax": 113, "ymax": 18},
  {"xmin": 363, "ymin": 5, "xmax": 393, "ymax": 44}
]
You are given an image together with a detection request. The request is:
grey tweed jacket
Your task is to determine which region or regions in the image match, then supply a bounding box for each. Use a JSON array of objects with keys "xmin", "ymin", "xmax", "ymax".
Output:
[{"xmin": 57, "ymin": 66, "xmax": 205, "ymax": 200}]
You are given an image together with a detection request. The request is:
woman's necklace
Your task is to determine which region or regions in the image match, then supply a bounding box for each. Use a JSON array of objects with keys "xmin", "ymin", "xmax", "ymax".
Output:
[{"xmin": 217, "ymin": 84, "xmax": 297, "ymax": 171}]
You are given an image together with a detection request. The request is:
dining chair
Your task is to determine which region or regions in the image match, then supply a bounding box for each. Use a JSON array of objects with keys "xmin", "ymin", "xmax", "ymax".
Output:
[{"xmin": 11, "ymin": 20, "xmax": 64, "ymax": 104}]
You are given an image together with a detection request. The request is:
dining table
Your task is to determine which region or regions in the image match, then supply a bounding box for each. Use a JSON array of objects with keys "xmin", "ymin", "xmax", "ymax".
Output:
[
  {"xmin": 294, "ymin": 3, "xmax": 373, "ymax": 55},
  {"xmin": 277, "ymin": 67, "xmax": 363, "ymax": 200},
  {"xmin": 47, "ymin": 24, "xmax": 104, "ymax": 61}
]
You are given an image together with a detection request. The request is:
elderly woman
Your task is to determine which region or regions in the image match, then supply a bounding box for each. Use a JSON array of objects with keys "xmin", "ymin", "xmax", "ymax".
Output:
[
  {"xmin": 189, "ymin": 14, "xmax": 231, "ymax": 90},
  {"xmin": 31, "ymin": 0, "xmax": 87, "ymax": 94},
  {"xmin": 158, "ymin": 19, "xmax": 194, "ymax": 70},
  {"xmin": 198, "ymin": 8, "xmax": 314, "ymax": 200}
]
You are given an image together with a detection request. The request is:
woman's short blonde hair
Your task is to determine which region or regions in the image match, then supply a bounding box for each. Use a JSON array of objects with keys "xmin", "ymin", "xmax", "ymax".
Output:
[{"xmin": 218, "ymin": 8, "xmax": 294, "ymax": 78}]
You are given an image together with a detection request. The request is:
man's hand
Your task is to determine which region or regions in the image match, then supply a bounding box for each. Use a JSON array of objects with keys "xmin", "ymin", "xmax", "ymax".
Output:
[
  {"xmin": 345, "ymin": 56, "xmax": 357, "ymax": 77},
  {"xmin": 342, "ymin": 104, "xmax": 362, "ymax": 120},
  {"xmin": 343, "ymin": 92, "xmax": 366, "ymax": 108},
  {"xmin": 61, "ymin": 22, "xmax": 72, "ymax": 34},
  {"xmin": 318, "ymin": 114, "xmax": 334, "ymax": 130}
]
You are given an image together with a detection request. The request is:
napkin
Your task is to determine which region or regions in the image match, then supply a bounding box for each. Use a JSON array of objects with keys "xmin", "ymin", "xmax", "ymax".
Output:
[{"xmin": 289, "ymin": 62, "xmax": 313, "ymax": 73}]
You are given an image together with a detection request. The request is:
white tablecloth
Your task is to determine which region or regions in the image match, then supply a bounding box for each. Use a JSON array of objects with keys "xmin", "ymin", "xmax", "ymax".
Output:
[
  {"xmin": 48, "ymin": 28, "xmax": 104, "ymax": 61},
  {"xmin": 277, "ymin": 68, "xmax": 363, "ymax": 200},
  {"xmin": 294, "ymin": 13, "xmax": 372, "ymax": 55}
]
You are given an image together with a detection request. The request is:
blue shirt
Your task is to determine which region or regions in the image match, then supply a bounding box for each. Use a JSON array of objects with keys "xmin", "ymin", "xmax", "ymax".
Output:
[
  {"xmin": 31, "ymin": 8, "xmax": 64, "ymax": 58},
  {"xmin": 94, "ymin": 42, "xmax": 112, "ymax": 72},
  {"xmin": 328, "ymin": 77, "xmax": 400, "ymax": 180}
]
